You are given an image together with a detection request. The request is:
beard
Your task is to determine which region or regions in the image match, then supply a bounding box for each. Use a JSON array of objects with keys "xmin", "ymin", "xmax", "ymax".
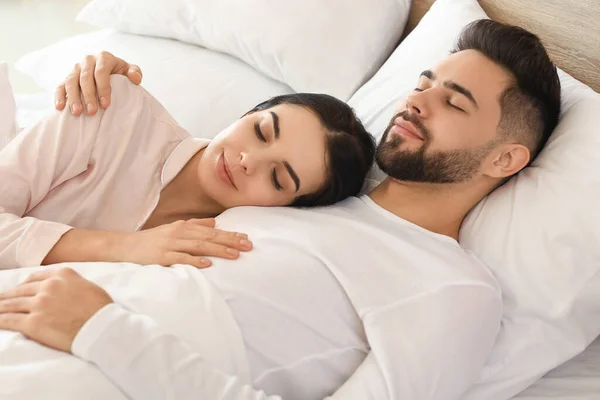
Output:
[{"xmin": 375, "ymin": 111, "xmax": 495, "ymax": 184}]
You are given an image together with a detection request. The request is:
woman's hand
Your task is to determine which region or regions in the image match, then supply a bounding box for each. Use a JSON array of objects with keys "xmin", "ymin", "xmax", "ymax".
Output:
[
  {"xmin": 114, "ymin": 218, "xmax": 253, "ymax": 268},
  {"xmin": 0, "ymin": 267, "xmax": 112, "ymax": 353},
  {"xmin": 55, "ymin": 51, "xmax": 143, "ymax": 116}
]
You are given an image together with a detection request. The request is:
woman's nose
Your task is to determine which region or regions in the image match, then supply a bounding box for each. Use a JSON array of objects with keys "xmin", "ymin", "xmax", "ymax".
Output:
[{"xmin": 239, "ymin": 151, "xmax": 255, "ymax": 174}]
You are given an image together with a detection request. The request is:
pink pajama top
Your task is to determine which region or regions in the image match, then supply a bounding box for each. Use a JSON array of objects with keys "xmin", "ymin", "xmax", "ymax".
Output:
[{"xmin": 0, "ymin": 76, "xmax": 209, "ymax": 269}]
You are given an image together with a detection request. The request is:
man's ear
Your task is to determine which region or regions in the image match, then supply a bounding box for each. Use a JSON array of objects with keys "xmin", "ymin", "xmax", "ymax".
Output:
[{"xmin": 484, "ymin": 143, "xmax": 531, "ymax": 179}]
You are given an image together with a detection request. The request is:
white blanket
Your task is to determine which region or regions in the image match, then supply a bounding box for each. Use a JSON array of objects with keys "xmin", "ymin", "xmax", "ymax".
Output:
[{"xmin": 0, "ymin": 263, "xmax": 250, "ymax": 400}]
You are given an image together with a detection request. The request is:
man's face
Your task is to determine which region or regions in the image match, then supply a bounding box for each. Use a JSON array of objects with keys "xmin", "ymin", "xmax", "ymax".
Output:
[{"xmin": 376, "ymin": 50, "xmax": 513, "ymax": 183}]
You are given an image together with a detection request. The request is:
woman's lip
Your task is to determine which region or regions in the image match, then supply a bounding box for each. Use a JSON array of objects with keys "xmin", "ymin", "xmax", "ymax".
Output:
[
  {"xmin": 217, "ymin": 153, "xmax": 237, "ymax": 189},
  {"xmin": 223, "ymin": 154, "xmax": 237, "ymax": 188}
]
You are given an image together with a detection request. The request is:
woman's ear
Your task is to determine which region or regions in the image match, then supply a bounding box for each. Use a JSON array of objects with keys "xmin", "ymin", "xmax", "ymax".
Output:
[{"xmin": 485, "ymin": 143, "xmax": 531, "ymax": 179}]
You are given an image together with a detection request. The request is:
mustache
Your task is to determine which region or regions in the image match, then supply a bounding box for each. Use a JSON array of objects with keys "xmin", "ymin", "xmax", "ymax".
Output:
[{"xmin": 386, "ymin": 110, "xmax": 431, "ymax": 140}]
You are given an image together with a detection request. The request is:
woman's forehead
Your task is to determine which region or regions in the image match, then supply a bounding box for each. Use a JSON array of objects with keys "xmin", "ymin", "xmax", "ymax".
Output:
[{"xmin": 267, "ymin": 104, "xmax": 328, "ymax": 192}]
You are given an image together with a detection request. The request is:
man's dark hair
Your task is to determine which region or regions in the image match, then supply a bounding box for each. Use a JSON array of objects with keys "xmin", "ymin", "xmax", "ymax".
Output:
[
  {"xmin": 248, "ymin": 93, "xmax": 375, "ymax": 207},
  {"xmin": 453, "ymin": 19, "xmax": 561, "ymax": 162}
]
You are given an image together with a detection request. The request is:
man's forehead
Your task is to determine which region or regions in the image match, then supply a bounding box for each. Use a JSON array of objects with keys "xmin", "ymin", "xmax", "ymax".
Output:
[{"xmin": 428, "ymin": 50, "xmax": 512, "ymax": 101}]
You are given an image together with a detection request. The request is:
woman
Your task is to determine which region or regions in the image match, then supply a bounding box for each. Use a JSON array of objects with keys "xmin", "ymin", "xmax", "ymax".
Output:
[{"xmin": 0, "ymin": 65, "xmax": 374, "ymax": 270}]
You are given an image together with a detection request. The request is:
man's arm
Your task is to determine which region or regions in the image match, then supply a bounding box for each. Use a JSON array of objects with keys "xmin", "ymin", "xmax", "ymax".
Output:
[
  {"xmin": 74, "ymin": 284, "xmax": 501, "ymax": 400},
  {"xmin": 0, "ymin": 268, "xmax": 501, "ymax": 399}
]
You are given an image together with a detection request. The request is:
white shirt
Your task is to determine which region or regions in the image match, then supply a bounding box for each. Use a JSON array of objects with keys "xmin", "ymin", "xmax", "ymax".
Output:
[{"xmin": 72, "ymin": 195, "xmax": 502, "ymax": 400}]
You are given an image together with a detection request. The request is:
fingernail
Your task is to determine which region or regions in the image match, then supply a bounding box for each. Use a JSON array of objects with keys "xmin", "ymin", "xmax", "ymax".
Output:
[
  {"xmin": 226, "ymin": 248, "xmax": 239, "ymax": 256},
  {"xmin": 132, "ymin": 71, "xmax": 142, "ymax": 80},
  {"xmin": 55, "ymin": 99, "xmax": 63, "ymax": 106},
  {"xmin": 200, "ymin": 258, "xmax": 210, "ymax": 265},
  {"xmin": 240, "ymin": 239, "xmax": 252, "ymax": 248},
  {"xmin": 71, "ymin": 103, "xmax": 80, "ymax": 113},
  {"xmin": 87, "ymin": 103, "xmax": 94, "ymax": 113},
  {"xmin": 100, "ymin": 97, "xmax": 108, "ymax": 107},
  {"xmin": 236, "ymin": 233, "xmax": 248, "ymax": 238}
]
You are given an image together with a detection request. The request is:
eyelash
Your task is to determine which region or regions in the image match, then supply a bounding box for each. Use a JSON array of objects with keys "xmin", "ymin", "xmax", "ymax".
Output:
[
  {"xmin": 254, "ymin": 122, "xmax": 267, "ymax": 142},
  {"xmin": 254, "ymin": 121, "xmax": 283, "ymax": 191},
  {"xmin": 447, "ymin": 101, "xmax": 464, "ymax": 112},
  {"xmin": 271, "ymin": 169, "xmax": 283, "ymax": 191},
  {"xmin": 413, "ymin": 88, "xmax": 464, "ymax": 112}
]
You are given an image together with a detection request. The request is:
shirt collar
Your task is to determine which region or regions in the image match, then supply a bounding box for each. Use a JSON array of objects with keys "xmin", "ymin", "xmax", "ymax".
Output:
[{"xmin": 161, "ymin": 137, "xmax": 211, "ymax": 188}]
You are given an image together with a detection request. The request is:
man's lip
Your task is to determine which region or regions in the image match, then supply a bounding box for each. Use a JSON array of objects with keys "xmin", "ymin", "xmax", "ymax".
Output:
[{"xmin": 393, "ymin": 117, "xmax": 424, "ymax": 141}]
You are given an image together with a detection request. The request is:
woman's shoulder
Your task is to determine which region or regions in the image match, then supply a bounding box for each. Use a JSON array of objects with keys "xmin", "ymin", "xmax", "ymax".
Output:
[{"xmin": 98, "ymin": 76, "xmax": 191, "ymax": 144}]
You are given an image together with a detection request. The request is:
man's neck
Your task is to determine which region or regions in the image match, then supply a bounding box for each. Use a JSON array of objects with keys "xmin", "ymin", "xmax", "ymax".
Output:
[{"xmin": 367, "ymin": 177, "xmax": 488, "ymax": 240}]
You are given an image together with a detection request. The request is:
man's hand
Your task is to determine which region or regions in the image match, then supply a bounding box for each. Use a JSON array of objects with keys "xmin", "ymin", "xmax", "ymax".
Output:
[
  {"xmin": 0, "ymin": 268, "xmax": 112, "ymax": 353},
  {"xmin": 55, "ymin": 51, "xmax": 143, "ymax": 116},
  {"xmin": 113, "ymin": 218, "xmax": 253, "ymax": 268}
]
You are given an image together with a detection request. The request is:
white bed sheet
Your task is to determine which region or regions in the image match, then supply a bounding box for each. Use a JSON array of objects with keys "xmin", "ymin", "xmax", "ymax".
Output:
[{"xmin": 511, "ymin": 336, "xmax": 600, "ymax": 399}]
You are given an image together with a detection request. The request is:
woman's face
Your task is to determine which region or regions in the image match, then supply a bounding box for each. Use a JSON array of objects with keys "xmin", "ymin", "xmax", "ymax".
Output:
[{"xmin": 198, "ymin": 104, "xmax": 328, "ymax": 208}]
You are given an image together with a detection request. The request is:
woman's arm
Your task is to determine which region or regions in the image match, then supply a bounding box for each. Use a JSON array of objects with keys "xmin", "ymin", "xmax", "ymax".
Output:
[
  {"xmin": 2, "ymin": 78, "xmax": 251, "ymax": 270},
  {"xmin": 0, "ymin": 104, "xmax": 103, "ymax": 269}
]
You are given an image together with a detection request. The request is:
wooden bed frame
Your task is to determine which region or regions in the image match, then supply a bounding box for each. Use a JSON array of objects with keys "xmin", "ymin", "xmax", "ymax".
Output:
[{"xmin": 403, "ymin": 0, "xmax": 600, "ymax": 93}]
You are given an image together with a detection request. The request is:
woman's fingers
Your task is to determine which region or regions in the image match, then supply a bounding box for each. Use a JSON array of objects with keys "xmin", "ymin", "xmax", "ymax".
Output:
[
  {"xmin": 54, "ymin": 84, "xmax": 67, "ymax": 110},
  {"xmin": 126, "ymin": 64, "xmax": 143, "ymax": 85},
  {"xmin": 186, "ymin": 218, "xmax": 216, "ymax": 228},
  {"xmin": 176, "ymin": 239, "xmax": 241, "ymax": 260},
  {"xmin": 55, "ymin": 51, "xmax": 144, "ymax": 115},
  {"xmin": 64, "ymin": 64, "xmax": 83, "ymax": 116},
  {"xmin": 187, "ymin": 225, "xmax": 253, "ymax": 251},
  {"xmin": 94, "ymin": 52, "xmax": 140, "ymax": 109},
  {"xmin": 81, "ymin": 55, "xmax": 101, "ymax": 115},
  {"xmin": 167, "ymin": 252, "xmax": 212, "ymax": 269}
]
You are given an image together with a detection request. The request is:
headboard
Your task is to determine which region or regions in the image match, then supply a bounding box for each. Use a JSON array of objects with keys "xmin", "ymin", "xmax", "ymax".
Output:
[{"xmin": 403, "ymin": 0, "xmax": 600, "ymax": 93}]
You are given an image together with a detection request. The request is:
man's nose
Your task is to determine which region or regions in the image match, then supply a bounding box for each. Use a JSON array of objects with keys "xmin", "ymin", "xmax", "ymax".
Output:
[{"xmin": 405, "ymin": 90, "xmax": 429, "ymax": 117}]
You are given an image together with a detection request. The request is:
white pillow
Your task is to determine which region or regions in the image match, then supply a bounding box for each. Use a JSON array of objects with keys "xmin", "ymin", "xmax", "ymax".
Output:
[
  {"xmin": 16, "ymin": 30, "xmax": 293, "ymax": 140},
  {"xmin": 76, "ymin": 0, "xmax": 411, "ymax": 101},
  {"xmin": 0, "ymin": 62, "xmax": 18, "ymax": 149},
  {"xmin": 348, "ymin": 0, "xmax": 600, "ymax": 399}
]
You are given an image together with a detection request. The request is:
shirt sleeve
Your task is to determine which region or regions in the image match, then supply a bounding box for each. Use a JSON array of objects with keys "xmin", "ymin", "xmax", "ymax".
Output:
[
  {"xmin": 72, "ymin": 284, "xmax": 501, "ymax": 400},
  {"xmin": 0, "ymin": 106, "xmax": 101, "ymax": 269}
]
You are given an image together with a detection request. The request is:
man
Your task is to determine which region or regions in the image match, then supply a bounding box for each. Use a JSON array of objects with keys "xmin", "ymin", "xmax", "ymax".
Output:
[{"xmin": 0, "ymin": 20, "xmax": 560, "ymax": 400}]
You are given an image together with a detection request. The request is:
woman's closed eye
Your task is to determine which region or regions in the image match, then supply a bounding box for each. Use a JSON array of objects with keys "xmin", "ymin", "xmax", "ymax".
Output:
[
  {"xmin": 254, "ymin": 122, "xmax": 267, "ymax": 142},
  {"xmin": 271, "ymin": 168, "xmax": 283, "ymax": 191}
]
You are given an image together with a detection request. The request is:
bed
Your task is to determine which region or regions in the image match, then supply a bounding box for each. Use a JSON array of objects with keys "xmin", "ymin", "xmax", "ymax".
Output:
[{"xmin": 5, "ymin": 0, "xmax": 600, "ymax": 399}]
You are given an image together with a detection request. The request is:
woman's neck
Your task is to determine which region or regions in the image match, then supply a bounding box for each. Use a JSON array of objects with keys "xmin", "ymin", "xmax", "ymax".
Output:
[{"xmin": 153, "ymin": 149, "xmax": 225, "ymax": 223}]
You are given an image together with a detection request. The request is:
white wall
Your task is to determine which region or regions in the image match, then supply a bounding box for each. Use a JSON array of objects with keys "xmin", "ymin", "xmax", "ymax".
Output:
[{"xmin": 0, "ymin": 0, "xmax": 96, "ymax": 93}]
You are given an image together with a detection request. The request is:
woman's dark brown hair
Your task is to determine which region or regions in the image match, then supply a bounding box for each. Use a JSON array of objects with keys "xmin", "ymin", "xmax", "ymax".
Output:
[{"xmin": 247, "ymin": 93, "xmax": 375, "ymax": 207}]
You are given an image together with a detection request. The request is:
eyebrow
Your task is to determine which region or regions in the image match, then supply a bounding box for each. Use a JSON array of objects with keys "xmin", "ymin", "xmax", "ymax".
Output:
[
  {"xmin": 270, "ymin": 111, "xmax": 280, "ymax": 139},
  {"xmin": 419, "ymin": 70, "xmax": 479, "ymax": 109},
  {"xmin": 283, "ymin": 161, "xmax": 300, "ymax": 193}
]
